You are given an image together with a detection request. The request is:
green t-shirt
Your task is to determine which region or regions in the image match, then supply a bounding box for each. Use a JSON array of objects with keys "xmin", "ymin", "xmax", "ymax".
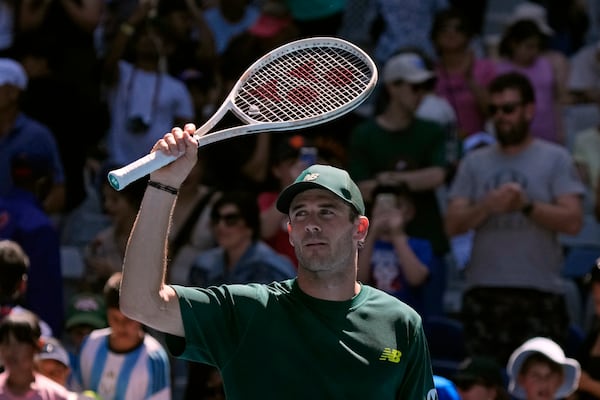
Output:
[
  {"xmin": 348, "ymin": 117, "xmax": 449, "ymax": 255},
  {"xmin": 166, "ymin": 279, "xmax": 436, "ymax": 399}
]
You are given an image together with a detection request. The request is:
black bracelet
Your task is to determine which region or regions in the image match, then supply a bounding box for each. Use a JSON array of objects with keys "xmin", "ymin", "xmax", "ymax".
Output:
[{"xmin": 148, "ymin": 180, "xmax": 179, "ymax": 195}]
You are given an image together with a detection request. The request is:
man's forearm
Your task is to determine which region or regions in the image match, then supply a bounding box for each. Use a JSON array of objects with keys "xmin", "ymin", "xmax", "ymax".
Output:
[
  {"xmin": 445, "ymin": 201, "xmax": 490, "ymax": 236},
  {"xmin": 120, "ymin": 186, "xmax": 184, "ymax": 336}
]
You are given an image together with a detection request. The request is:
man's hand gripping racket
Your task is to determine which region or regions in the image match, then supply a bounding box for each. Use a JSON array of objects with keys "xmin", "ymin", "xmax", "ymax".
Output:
[{"xmin": 107, "ymin": 37, "xmax": 378, "ymax": 190}]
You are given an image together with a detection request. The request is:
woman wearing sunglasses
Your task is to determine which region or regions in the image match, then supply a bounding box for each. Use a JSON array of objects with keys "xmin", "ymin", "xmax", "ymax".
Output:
[{"xmin": 187, "ymin": 190, "xmax": 296, "ymax": 291}]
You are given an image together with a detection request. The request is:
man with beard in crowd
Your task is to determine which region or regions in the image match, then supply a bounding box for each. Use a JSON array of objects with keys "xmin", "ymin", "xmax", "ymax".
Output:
[{"xmin": 445, "ymin": 71, "xmax": 585, "ymax": 366}]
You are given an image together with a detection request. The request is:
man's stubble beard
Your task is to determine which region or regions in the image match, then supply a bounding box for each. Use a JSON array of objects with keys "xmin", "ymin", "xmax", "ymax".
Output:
[
  {"xmin": 495, "ymin": 118, "xmax": 529, "ymax": 147},
  {"xmin": 295, "ymin": 230, "xmax": 355, "ymax": 273}
]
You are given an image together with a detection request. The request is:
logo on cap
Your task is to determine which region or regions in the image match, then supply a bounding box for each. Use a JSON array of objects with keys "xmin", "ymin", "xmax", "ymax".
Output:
[{"xmin": 303, "ymin": 173, "xmax": 319, "ymax": 182}]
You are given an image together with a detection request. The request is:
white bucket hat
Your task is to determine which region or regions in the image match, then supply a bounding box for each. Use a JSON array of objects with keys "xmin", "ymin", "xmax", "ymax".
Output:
[{"xmin": 507, "ymin": 337, "xmax": 581, "ymax": 399}]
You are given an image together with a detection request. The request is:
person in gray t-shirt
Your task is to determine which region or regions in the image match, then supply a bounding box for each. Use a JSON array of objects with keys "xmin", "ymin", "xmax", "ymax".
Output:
[{"xmin": 445, "ymin": 71, "xmax": 585, "ymax": 366}]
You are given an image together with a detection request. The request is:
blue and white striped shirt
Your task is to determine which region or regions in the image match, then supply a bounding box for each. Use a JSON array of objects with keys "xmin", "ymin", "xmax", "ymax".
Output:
[{"xmin": 77, "ymin": 328, "xmax": 171, "ymax": 400}]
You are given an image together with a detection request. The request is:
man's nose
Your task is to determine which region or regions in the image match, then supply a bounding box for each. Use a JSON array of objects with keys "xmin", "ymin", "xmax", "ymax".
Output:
[{"xmin": 304, "ymin": 215, "xmax": 322, "ymax": 233}]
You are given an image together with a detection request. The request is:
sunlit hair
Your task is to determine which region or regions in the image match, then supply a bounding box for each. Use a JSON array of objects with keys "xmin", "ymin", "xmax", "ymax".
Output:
[
  {"xmin": 103, "ymin": 271, "xmax": 122, "ymax": 310},
  {"xmin": 0, "ymin": 309, "xmax": 41, "ymax": 349},
  {"xmin": 0, "ymin": 240, "xmax": 29, "ymax": 300}
]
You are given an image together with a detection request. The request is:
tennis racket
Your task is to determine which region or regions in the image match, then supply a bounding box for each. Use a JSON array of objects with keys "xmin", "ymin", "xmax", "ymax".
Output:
[{"xmin": 108, "ymin": 36, "xmax": 378, "ymax": 190}]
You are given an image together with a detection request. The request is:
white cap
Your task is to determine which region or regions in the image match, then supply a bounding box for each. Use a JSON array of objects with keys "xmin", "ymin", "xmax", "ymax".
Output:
[
  {"xmin": 37, "ymin": 337, "xmax": 70, "ymax": 368},
  {"xmin": 507, "ymin": 337, "xmax": 580, "ymax": 399},
  {"xmin": 507, "ymin": 2, "xmax": 554, "ymax": 36},
  {"xmin": 382, "ymin": 53, "xmax": 435, "ymax": 84},
  {"xmin": 0, "ymin": 58, "xmax": 27, "ymax": 89}
]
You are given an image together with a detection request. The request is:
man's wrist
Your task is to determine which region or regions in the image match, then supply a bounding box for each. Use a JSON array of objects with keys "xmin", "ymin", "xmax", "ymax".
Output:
[
  {"xmin": 147, "ymin": 180, "xmax": 179, "ymax": 195},
  {"xmin": 521, "ymin": 201, "xmax": 535, "ymax": 216}
]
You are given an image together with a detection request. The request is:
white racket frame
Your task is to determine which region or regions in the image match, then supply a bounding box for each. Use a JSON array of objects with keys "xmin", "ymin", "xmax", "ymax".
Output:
[{"xmin": 108, "ymin": 37, "xmax": 378, "ymax": 190}]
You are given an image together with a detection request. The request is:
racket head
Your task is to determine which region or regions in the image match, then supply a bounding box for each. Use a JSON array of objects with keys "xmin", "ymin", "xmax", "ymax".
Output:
[{"xmin": 225, "ymin": 37, "xmax": 378, "ymax": 129}]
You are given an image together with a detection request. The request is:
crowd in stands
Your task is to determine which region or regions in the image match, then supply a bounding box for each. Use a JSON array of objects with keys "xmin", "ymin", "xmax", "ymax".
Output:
[{"xmin": 3, "ymin": 0, "xmax": 600, "ymax": 398}]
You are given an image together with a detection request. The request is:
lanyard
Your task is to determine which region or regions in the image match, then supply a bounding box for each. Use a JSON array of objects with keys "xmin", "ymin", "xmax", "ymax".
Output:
[{"xmin": 124, "ymin": 67, "xmax": 162, "ymax": 123}]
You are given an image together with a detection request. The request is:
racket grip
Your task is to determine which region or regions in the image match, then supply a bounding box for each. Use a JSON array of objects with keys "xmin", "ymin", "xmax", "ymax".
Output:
[{"xmin": 107, "ymin": 151, "xmax": 179, "ymax": 191}]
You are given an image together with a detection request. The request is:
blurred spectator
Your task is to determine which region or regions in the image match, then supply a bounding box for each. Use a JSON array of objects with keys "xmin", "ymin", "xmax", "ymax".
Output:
[
  {"xmin": 535, "ymin": 0, "xmax": 589, "ymax": 56},
  {"xmin": 180, "ymin": 67, "xmax": 219, "ymax": 125},
  {"xmin": 167, "ymin": 160, "xmax": 219, "ymax": 286},
  {"xmin": 156, "ymin": 0, "xmax": 217, "ymax": 80},
  {"xmin": 431, "ymin": 7, "xmax": 497, "ymax": 139},
  {"xmin": 348, "ymin": 51, "xmax": 450, "ymax": 317},
  {"xmin": 188, "ymin": 190, "xmax": 296, "ymax": 287},
  {"xmin": 0, "ymin": 153, "xmax": 64, "ymax": 337},
  {"xmin": 0, "ymin": 239, "xmax": 53, "ymax": 337},
  {"xmin": 495, "ymin": 2, "xmax": 570, "ymax": 145},
  {"xmin": 406, "ymin": 47, "xmax": 460, "ymax": 169},
  {"xmin": 247, "ymin": 0, "xmax": 299, "ymax": 51},
  {"xmin": 276, "ymin": 0, "xmax": 345, "ymax": 37},
  {"xmin": 0, "ymin": 310, "xmax": 72, "ymax": 398},
  {"xmin": 506, "ymin": 337, "xmax": 581, "ymax": 400},
  {"xmin": 452, "ymin": 356, "xmax": 510, "ymax": 400},
  {"xmin": 0, "ymin": 0, "xmax": 16, "ymax": 55},
  {"xmin": 61, "ymin": 292, "xmax": 106, "ymax": 397},
  {"xmin": 15, "ymin": 0, "xmax": 104, "ymax": 116},
  {"xmin": 101, "ymin": 2, "xmax": 194, "ymax": 165},
  {"xmin": 0, "ymin": 57, "xmax": 66, "ymax": 214},
  {"xmin": 567, "ymin": 39, "xmax": 600, "ymax": 104},
  {"xmin": 76, "ymin": 272, "xmax": 171, "ymax": 399},
  {"xmin": 36, "ymin": 336, "xmax": 73, "ymax": 386},
  {"xmin": 62, "ymin": 292, "xmax": 107, "ymax": 361},
  {"xmin": 571, "ymin": 112, "xmax": 600, "ymax": 205},
  {"xmin": 357, "ymin": 184, "xmax": 433, "ymax": 317},
  {"xmin": 82, "ymin": 164, "xmax": 148, "ymax": 293},
  {"xmin": 258, "ymin": 135, "xmax": 308, "ymax": 268},
  {"xmin": 35, "ymin": 336, "xmax": 99, "ymax": 399},
  {"xmin": 93, "ymin": 0, "xmax": 139, "ymax": 59},
  {"xmin": 202, "ymin": 0, "xmax": 260, "ymax": 55},
  {"xmin": 14, "ymin": 35, "xmax": 107, "ymax": 212},
  {"xmin": 369, "ymin": 0, "xmax": 450, "ymax": 65},
  {"xmin": 445, "ymin": 72, "xmax": 584, "ymax": 365}
]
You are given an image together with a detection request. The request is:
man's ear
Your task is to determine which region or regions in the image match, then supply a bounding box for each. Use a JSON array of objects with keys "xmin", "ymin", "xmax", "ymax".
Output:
[{"xmin": 356, "ymin": 216, "xmax": 369, "ymax": 238}]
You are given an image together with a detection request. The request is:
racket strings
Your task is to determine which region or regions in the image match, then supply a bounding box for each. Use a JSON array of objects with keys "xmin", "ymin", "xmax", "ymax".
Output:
[{"xmin": 235, "ymin": 45, "xmax": 373, "ymax": 123}]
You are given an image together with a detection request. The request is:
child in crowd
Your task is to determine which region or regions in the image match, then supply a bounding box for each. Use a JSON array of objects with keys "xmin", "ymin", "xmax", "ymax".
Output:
[
  {"xmin": 506, "ymin": 336, "xmax": 581, "ymax": 399},
  {"xmin": 0, "ymin": 310, "xmax": 72, "ymax": 398},
  {"xmin": 76, "ymin": 272, "xmax": 171, "ymax": 399},
  {"xmin": 357, "ymin": 183, "xmax": 433, "ymax": 317},
  {"xmin": 452, "ymin": 356, "xmax": 510, "ymax": 400},
  {"xmin": 35, "ymin": 336, "xmax": 98, "ymax": 399}
]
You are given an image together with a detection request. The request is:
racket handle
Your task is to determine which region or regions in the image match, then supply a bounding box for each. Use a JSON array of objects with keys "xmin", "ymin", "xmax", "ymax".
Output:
[{"xmin": 107, "ymin": 151, "xmax": 179, "ymax": 191}]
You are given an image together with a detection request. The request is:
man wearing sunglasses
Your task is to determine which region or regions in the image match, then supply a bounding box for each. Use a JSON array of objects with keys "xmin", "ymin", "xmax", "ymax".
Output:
[
  {"xmin": 445, "ymin": 71, "xmax": 585, "ymax": 367},
  {"xmin": 118, "ymin": 124, "xmax": 437, "ymax": 399}
]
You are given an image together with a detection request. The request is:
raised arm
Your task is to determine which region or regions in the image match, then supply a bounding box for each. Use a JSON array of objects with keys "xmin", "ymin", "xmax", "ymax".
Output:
[{"xmin": 119, "ymin": 124, "xmax": 199, "ymax": 337}]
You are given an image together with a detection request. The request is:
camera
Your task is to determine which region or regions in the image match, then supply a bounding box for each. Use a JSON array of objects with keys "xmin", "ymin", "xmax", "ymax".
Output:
[{"xmin": 127, "ymin": 115, "xmax": 150, "ymax": 134}]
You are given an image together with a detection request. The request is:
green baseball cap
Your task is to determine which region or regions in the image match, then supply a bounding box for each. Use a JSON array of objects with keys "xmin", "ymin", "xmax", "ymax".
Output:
[
  {"xmin": 276, "ymin": 164, "xmax": 365, "ymax": 215},
  {"xmin": 65, "ymin": 293, "xmax": 107, "ymax": 330}
]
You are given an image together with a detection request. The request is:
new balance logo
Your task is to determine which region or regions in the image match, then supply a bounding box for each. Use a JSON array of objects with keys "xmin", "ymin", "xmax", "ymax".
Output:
[
  {"xmin": 426, "ymin": 388, "xmax": 438, "ymax": 400},
  {"xmin": 379, "ymin": 348, "xmax": 402, "ymax": 363}
]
